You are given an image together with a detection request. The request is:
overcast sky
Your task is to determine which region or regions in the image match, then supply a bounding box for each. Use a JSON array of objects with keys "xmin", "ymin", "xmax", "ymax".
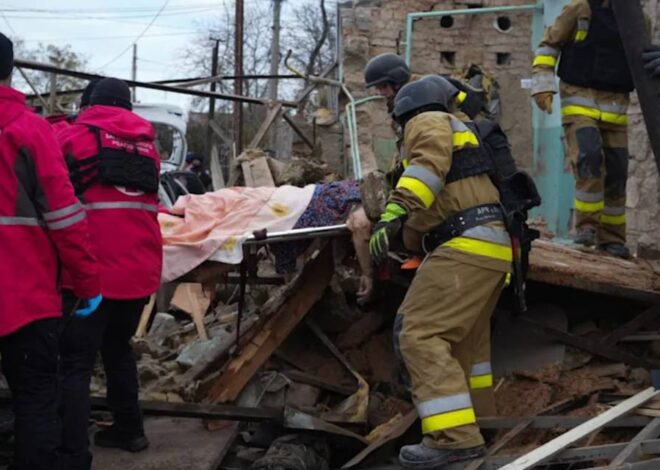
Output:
[{"xmin": 1, "ymin": 0, "xmax": 320, "ymax": 112}]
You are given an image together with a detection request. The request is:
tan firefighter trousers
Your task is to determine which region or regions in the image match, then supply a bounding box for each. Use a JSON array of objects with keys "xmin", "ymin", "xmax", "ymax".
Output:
[{"xmin": 394, "ymin": 250, "xmax": 506, "ymax": 449}]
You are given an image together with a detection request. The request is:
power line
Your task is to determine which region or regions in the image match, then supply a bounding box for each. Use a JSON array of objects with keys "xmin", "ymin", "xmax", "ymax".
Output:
[
  {"xmin": 96, "ymin": 0, "xmax": 172, "ymax": 72},
  {"xmin": 0, "ymin": 3, "xmax": 217, "ymax": 14},
  {"xmin": 2, "ymin": 8, "xmax": 215, "ymax": 20},
  {"xmin": 1, "ymin": 12, "xmax": 191, "ymax": 31},
  {"xmin": 22, "ymin": 32, "xmax": 196, "ymax": 43}
]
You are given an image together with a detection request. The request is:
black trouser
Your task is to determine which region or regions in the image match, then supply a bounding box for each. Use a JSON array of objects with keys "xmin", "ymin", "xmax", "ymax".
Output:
[
  {"xmin": 0, "ymin": 318, "xmax": 61, "ymax": 470},
  {"xmin": 60, "ymin": 293, "xmax": 146, "ymax": 470}
]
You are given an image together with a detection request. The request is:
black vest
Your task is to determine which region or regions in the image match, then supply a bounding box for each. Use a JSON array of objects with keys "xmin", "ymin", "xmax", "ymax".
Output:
[
  {"xmin": 445, "ymin": 121, "xmax": 494, "ymax": 184},
  {"xmin": 557, "ymin": 0, "xmax": 634, "ymax": 93}
]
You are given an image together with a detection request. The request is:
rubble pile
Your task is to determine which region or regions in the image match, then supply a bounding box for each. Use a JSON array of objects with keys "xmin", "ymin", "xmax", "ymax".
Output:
[{"xmin": 84, "ymin": 245, "xmax": 660, "ymax": 469}]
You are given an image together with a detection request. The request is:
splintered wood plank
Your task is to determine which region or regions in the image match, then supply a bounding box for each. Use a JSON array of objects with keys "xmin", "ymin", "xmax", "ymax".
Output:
[
  {"xmin": 207, "ymin": 244, "xmax": 334, "ymax": 403},
  {"xmin": 170, "ymin": 283, "xmax": 211, "ymax": 341},
  {"xmin": 500, "ymin": 388, "xmax": 660, "ymax": 470},
  {"xmin": 134, "ymin": 294, "xmax": 156, "ymax": 338},
  {"xmin": 248, "ymin": 103, "xmax": 283, "ymax": 150},
  {"xmin": 528, "ymin": 240, "xmax": 660, "ymax": 302},
  {"xmin": 607, "ymin": 417, "xmax": 660, "ymax": 467}
]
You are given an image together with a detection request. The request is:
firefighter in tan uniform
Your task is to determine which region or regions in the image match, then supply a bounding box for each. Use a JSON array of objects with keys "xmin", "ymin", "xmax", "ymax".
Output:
[
  {"xmin": 369, "ymin": 79, "xmax": 511, "ymax": 469},
  {"xmin": 531, "ymin": 0, "xmax": 633, "ymax": 258},
  {"xmin": 364, "ymin": 60, "xmax": 502, "ymax": 418}
]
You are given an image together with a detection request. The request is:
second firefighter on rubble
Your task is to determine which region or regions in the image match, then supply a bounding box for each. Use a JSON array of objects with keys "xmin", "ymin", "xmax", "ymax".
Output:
[
  {"xmin": 531, "ymin": 0, "xmax": 641, "ymax": 258},
  {"xmin": 369, "ymin": 79, "xmax": 511, "ymax": 469}
]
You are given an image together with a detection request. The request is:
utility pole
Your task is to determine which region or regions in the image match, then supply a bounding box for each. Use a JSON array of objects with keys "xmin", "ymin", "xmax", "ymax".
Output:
[
  {"xmin": 269, "ymin": 0, "xmax": 283, "ymax": 103},
  {"xmin": 207, "ymin": 38, "xmax": 221, "ymax": 156},
  {"xmin": 131, "ymin": 43, "xmax": 137, "ymax": 101},
  {"xmin": 233, "ymin": 0, "xmax": 244, "ymax": 155}
]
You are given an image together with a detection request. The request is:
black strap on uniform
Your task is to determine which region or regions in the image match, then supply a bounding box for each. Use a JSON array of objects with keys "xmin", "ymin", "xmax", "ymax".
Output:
[{"xmin": 421, "ymin": 203, "xmax": 504, "ymax": 254}]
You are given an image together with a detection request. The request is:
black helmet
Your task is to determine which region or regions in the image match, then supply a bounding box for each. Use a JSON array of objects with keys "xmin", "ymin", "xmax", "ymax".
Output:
[
  {"xmin": 364, "ymin": 53, "xmax": 411, "ymax": 88},
  {"xmin": 393, "ymin": 78, "xmax": 457, "ymax": 126},
  {"xmin": 419, "ymin": 75, "xmax": 459, "ymax": 99}
]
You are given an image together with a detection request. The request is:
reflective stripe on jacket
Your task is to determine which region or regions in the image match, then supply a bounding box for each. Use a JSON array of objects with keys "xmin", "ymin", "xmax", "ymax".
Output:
[
  {"xmin": 391, "ymin": 111, "xmax": 511, "ymax": 269},
  {"xmin": 530, "ymin": 0, "xmax": 630, "ymax": 112},
  {"xmin": 0, "ymin": 86, "xmax": 100, "ymax": 336}
]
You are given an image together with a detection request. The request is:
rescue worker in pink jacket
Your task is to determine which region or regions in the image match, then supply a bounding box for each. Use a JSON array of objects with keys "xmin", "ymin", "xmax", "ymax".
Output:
[
  {"xmin": 0, "ymin": 33, "xmax": 101, "ymax": 470},
  {"xmin": 57, "ymin": 78, "xmax": 162, "ymax": 468}
]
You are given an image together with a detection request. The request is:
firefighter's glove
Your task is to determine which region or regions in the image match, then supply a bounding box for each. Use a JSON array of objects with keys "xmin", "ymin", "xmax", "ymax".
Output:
[
  {"xmin": 533, "ymin": 92, "xmax": 553, "ymax": 114},
  {"xmin": 369, "ymin": 203, "xmax": 406, "ymax": 266},
  {"xmin": 642, "ymin": 45, "xmax": 660, "ymax": 77},
  {"xmin": 75, "ymin": 294, "xmax": 103, "ymax": 318}
]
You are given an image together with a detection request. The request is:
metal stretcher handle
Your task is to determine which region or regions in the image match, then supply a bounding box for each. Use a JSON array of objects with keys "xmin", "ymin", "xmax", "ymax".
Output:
[{"xmin": 244, "ymin": 224, "xmax": 349, "ymax": 245}]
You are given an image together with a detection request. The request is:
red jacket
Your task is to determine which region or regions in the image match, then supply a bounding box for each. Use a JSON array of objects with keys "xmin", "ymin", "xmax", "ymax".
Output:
[
  {"xmin": 58, "ymin": 105, "xmax": 162, "ymax": 299},
  {"xmin": 0, "ymin": 86, "xmax": 100, "ymax": 336}
]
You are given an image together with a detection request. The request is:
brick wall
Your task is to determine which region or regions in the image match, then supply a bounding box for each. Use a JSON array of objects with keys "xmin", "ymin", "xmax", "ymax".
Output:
[
  {"xmin": 340, "ymin": 0, "xmax": 660, "ymax": 253},
  {"xmin": 340, "ymin": 0, "xmax": 535, "ymax": 172}
]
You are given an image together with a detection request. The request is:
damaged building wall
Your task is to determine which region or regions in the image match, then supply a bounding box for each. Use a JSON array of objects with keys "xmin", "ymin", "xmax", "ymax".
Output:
[
  {"xmin": 340, "ymin": 0, "xmax": 660, "ymax": 252},
  {"xmin": 340, "ymin": 0, "xmax": 535, "ymax": 173},
  {"xmin": 628, "ymin": 0, "xmax": 660, "ymax": 254}
]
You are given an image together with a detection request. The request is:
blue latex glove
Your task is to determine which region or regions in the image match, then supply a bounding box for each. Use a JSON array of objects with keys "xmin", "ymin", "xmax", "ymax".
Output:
[{"xmin": 75, "ymin": 294, "xmax": 103, "ymax": 318}]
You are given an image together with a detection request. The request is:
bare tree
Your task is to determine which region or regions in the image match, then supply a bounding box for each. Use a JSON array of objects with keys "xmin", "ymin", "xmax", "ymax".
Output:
[
  {"xmin": 12, "ymin": 40, "xmax": 89, "ymax": 109},
  {"xmin": 283, "ymin": 0, "xmax": 335, "ymax": 79},
  {"xmin": 183, "ymin": 2, "xmax": 272, "ymax": 113}
]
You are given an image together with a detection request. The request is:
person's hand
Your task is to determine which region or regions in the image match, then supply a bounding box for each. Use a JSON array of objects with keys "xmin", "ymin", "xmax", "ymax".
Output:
[
  {"xmin": 75, "ymin": 294, "xmax": 103, "ymax": 318},
  {"xmin": 642, "ymin": 45, "xmax": 660, "ymax": 77},
  {"xmin": 533, "ymin": 92, "xmax": 554, "ymax": 113},
  {"xmin": 369, "ymin": 203, "xmax": 406, "ymax": 266},
  {"xmin": 356, "ymin": 275, "xmax": 374, "ymax": 306}
]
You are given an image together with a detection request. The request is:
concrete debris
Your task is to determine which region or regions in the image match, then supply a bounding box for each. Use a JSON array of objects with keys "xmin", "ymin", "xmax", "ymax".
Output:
[
  {"xmin": 251, "ymin": 434, "xmax": 330, "ymax": 470},
  {"xmin": 175, "ymin": 337, "xmax": 225, "ymax": 370}
]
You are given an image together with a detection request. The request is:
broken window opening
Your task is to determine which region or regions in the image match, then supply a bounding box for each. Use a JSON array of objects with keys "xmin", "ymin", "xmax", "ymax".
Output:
[
  {"xmin": 496, "ymin": 52, "xmax": 512, "ymax": 66},
  {"xmin": 441, "ymin": 51, "xmax": 456, "ymax": 66}
]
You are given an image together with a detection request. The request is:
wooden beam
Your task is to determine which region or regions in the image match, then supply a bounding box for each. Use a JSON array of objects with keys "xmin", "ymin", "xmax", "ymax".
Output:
[
  {"xmin": 601, "ymin": 304, "xmax": 660, "ymax": 346},
  {"xmin": 518, "ymin": 317, "xmax": 660, "ymax": 369},
  {"xmin": 500, "ymin": 388, "xmax": 660, "ymax": 470},
  {"xmin": 206, "ymin": 244, "xmax": 335, "ymax": 403},
  {"xmin": 247, "ymin": 103, "xmax": 283, "ymax": 149},
  {"xmin": 282, "ymin": 113, "xmax": 314, "ymax": 149},
  {"xmin": 280, "ymin": 369, "xmax": 358, "ymax": 396},
  {"xmin": 478, "ymin": 415, "xmax": 652, "ymax": 430},
  {"xmin": 607, "ymin": 418, "xmax": 660, "ymax": 467}
]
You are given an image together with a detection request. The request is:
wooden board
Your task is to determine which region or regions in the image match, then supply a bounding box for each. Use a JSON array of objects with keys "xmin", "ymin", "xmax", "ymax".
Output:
[
  {"xmin": 207, "ymin": 243, "xmax": 335, "ymax": 403},
  {"xmin": 528, "ymin": 240, "xmax": 660, "ymax": 303}
]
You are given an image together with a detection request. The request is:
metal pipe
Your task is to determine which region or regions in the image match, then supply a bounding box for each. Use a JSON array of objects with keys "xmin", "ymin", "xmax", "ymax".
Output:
[
  {"xmin": 284, "ymin": 49, "xmax": 365, "ymax": 179},
  {"xmin": 403, "ymin": 4, "xmax": 540, "ymax": 64},
  {"xmin": 244, "ymin": 224, "xmax": 349, "ymax": 244},
  {"xmin": 14, "ymin": 59, "xmax": 298, "ymax": 107},
  {"xmin": 345, "ymin": 95, "xmax": 385, "ymax": 180}
]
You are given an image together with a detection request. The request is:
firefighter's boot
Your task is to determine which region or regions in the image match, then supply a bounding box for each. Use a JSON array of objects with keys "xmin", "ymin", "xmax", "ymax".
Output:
[{"xmin": 399, "ymin": 443, "xmax": 486, "ymax": 469}]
